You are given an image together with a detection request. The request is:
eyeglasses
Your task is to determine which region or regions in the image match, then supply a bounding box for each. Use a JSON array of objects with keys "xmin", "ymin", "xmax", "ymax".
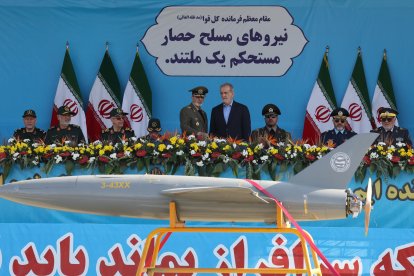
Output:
[
  {"xmin": 381, "ymin": 117, "xmax": 394, "ymax": 122},
  {"xmin": 265, "ymin": 115, "xmax": 278, "ymax": 119},
  {"xmin": 334, "ymin": 119, "xmax": 346, "ymax": 123}
]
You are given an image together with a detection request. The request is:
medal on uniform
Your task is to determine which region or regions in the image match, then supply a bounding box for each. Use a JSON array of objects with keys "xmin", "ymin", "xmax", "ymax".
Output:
[{"xmin": 196, "ymin": 122, "xmax": 199, "ymax": 126}]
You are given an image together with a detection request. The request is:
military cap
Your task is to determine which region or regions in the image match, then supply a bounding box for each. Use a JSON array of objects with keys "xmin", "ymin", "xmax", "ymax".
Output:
[
  {"xmin": 57, "ymin": 105, "xmax": 75, "ymax": 116},
  {"xmin": 331, "ymin": 107, "xmax": 349, "ymax": 118},
  {"xmin": 189, "ymin": 86, "xmax": 208, "ymax": 97},
  {"xmin": 109, "ymin": 108, "xmax": 128, "ymax": 117},
  {"xmin": 147, "ymin": 118, "xmax": 162, "ymax": 132},
  {"xmin": 379, "ymin": 107, "xmax": 398, "ymax": 118},
  {"xmin": 22, "ymin": 109, "xmax": 37, "ymax": 118},
  {"xmin": 262, "ymin": 103, "xmax": 281, "ymax": 116}
]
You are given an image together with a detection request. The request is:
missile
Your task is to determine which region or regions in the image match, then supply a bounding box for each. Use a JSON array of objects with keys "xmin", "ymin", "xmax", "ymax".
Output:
[{"xmin": 0, "ymin": 133, "xmax": 378, "ymax": 224}]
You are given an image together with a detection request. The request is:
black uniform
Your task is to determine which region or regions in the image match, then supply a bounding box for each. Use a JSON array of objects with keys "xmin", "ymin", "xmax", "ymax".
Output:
[
  {"xmin": 13, "ymin": 127, "xmax": 46, "ymax": 142},
  {"xmin": 251, "ymin": 127, "xmax": 291, "ymax": 143},
  {"xmin": 321, "ymin": 129, "xmax": 356, "ymax": 147},
  {"xmin": 101, "ymin": 127, "xmax": 135, "ymax": 144},
  {"xmin": 370, "ymin": 126, "xmax": 412, "ymax": 146},
  {"xmin": 45, "ymin": 124, "xmax": 85, "ymax": 145}
]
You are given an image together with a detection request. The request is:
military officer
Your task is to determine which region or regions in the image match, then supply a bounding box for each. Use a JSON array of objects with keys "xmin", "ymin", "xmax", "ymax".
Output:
[
  {"xmin": 13, "ymin": 109, "xmax": 45, "ymax": 142},
  {"xmin": 45, "ymin": 105, "xmax": 85, "ymax": 145},
  {"xmin": 101, "ymin": 108, "xmax": 135, "ymax": 144},
  {"xmin": 251, "ymin": 103, "xmax": 291, "ymax": 143},
  {"xmin": 371, "ymin": 107, "xmax": 412, "ymax": 146},
  {"xmin": 143, "ymin": 118, "xmax": 162, "ymax": 141},
  {"xmin": 180, "ymin": 86, "xmax": 209, "ymax": 139},
  {"xmin": 320, "ymin": 107, "xmax": 356, "ymax": 147}
]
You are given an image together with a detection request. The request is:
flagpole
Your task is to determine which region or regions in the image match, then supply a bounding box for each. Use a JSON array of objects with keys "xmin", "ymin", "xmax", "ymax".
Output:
[
  {"xmin": 66, "ymin": 41, "xmax": 69, "ymax": 50},
  {"xmin": 383, "ymin": 49, "xmax": 387, "ymax": 61}
]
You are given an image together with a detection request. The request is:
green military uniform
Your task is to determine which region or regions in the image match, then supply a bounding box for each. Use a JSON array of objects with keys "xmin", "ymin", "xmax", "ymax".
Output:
[
  {"xmin": 101, "ymin": 127, "xmax": 135, "ymax": 144},
  {"xmin": 45, "ymin": 124, "xmax": 85, "ymax": 145},
  {"xmin": 251, "ymin": 126, "xmax": 291, "ymax": 143},
  {"xmin": 13, "ymin": 127, "xmax": 46, "ymax": 142},
  {"xmin": 180, "ymin": 85, "xmax": 209, "ymax": 135},
  {"xmin": 180, "ymin": 103, "xmax": 208, "ymax": 134}
]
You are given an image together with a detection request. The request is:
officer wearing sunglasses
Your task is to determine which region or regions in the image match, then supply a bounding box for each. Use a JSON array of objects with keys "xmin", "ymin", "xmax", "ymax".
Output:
[
  {"xmin": 251, "ymin": 103, "xmax": 291, "ymax": 143},
  {"xmin": 143, "ymin": 118, "xmax": 162, "ymax": 141},
  {"xmin": 101, "ymin": 108, "xmax": 135, "ymax": 144},
  {"xmin": 370, "ymin": 107, "xmax": 412, "ymax": 146},
  {"xmin": 320, "ymin": 107, "xmax": 356, "ymax": 147}
]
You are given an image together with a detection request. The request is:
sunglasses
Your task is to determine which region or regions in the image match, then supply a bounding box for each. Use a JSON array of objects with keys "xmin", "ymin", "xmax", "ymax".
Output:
[
  {"xmin": 334, "ymin": 119, "xmax": 346, "ymax": 123},
  {"xmin": 381, "ymin": 117, "xmax": 394, "ymax": 122},
  {"xmin": 113, "ymin": 116, "xmax": 124, "ymax": 120},
  {"xmin": 265, "ymin": 115, "xmax": 278, "ymax": 119},
  {"xmin": 193, "ymin": 95, "xmax": 204, "ymax": 99}
]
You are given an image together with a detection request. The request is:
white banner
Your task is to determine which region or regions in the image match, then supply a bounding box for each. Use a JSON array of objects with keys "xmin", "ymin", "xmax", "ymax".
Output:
[{"xmin": 142, "ymin": 6, "xmax": 308, "ymax": 76}]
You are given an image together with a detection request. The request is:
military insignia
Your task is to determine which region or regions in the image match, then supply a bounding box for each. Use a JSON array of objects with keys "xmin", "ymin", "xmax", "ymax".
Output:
[
  {"xmin": 269, "ymin": 108, "xmax": 273, "ymax": 113},
  {"xmin": 196, "ymin": 122, "xmax": 199, "ymax": 126},
  {"xmin": 338, "ymin": 111, "xmax": 343, "ymax": 116},
  {"xmin": 152, "ymin": 121, "xmax": 157, "ymax": 127}
]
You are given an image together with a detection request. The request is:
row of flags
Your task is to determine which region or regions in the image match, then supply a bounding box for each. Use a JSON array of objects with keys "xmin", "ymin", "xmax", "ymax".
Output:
[
  {"xmin": 303, "ymin": 48, "xmax": 398, "ymax": 144},
  {"xmin": 51, "ymin": 45, "xmax": 152, "ymax": 143}
]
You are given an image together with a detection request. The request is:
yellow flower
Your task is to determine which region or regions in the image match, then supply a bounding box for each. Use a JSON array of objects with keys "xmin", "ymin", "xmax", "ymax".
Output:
[
  {"xmin": 210, "ymin": 142, "xmax": 218, "ymax": 149},
  {"xmin": 222, "ymin": 145, "xmax": 231, "ymax": 151},
  {"xmin": 134, "ymin": 143, "xmax": 142, "ymax": 150},
  {"xmin": 206, "ymin": 148, "xmax": 212, "ymax": 154},
  {"xmin": 247, "ymin": 148, "xmax": 253, "ymax": 156},
  {"xmin": 190, "ymin": 143, "xmax": 199, "ymax": 151},
  {"xmin": 268, "ymin": 147, "xmax": 278, "ymax": 155},
  {"xmin": 178, "ymin": 138, "xmax": 185, "ymax": 145},
  {"xmin": 99, "ymin": 149, "xmax": 105, "ymax": 156},
  {"xmin": 170, "ymin": 136, "xmax": 178, "ymax": 145},
  {"xmin": 158, "ymin": 144, "xmax": 166, "ymax": 152},
  {"xmin": 147, "ymin": 143, "xmax": 155, "ymax": 148}
]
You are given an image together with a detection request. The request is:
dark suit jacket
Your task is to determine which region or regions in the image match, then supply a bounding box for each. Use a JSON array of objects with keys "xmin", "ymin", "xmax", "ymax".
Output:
[{"xmin": 209, "ymin": 101, "xmax": 251, "ymax": 140}]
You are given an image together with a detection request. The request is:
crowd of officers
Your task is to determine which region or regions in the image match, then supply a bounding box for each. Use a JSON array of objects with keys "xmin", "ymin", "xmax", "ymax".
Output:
[{"xmin": 13, "ymin": 82, "xmax": 412, "ymax": 148}]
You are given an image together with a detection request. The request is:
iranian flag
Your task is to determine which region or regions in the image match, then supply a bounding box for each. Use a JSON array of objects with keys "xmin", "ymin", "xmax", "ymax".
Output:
[
  {"xmin": 341, "ymin": 49, "xmax": 375, "ymax": 133},
  {"xmin": 302, "ymin": 49, "xmax": 337, "ymax": 144},
  {"xmin": 372, "ymin": 50, "xmax": 399, "ymax": 127},
  {"xmin": 86, "ymin": 49, "xmax": 124, "ymax": 141},
  {"xmin": 122, "ymin": 48, "xmax": 152, "ymax": 138},
  {"xmin": 51, "ymin": 46, "xmax": 88, "ymax": 142}
]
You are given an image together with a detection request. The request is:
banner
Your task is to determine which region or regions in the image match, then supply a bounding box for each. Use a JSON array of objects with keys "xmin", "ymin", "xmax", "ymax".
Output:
[{"xmin": 142, "ymin": 6, "xmax": 308, "ymax": 76}]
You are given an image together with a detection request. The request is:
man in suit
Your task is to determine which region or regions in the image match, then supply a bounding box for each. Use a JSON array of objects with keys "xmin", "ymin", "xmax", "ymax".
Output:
[
  {"xmin": 180, "ymin": 86, "xmax": 208, "ymax": 139},
  {"xmin": 371, "ymin": 107, "xmax": 412, "ymax": 146},
  {"xmin": 320, "ymin": 107, "xmax": 356, "ymax": 147},
  {"xmin": 251, "ymin": 104, "xmax": 291, "ymax": 143},
  {"xmin": 209, "ymin": 83, "xmax": 251, "ymax": 140}
]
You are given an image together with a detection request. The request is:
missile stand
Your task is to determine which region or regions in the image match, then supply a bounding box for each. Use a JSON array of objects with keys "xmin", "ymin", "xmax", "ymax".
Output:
[{"xmin": 136, "ymin": 201, "xmax": 322, "ymax": 276}]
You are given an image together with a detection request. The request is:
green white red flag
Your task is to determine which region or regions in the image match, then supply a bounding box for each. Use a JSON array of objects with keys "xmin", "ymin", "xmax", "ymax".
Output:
[
  {"xmin": 86, "ymin": 49, "xmax": 126, "ymax": 141},
  {"xmin": 51, "ymin": 46, "xmax": 88, "ymax": 142},
  {"xmin": 372, "ymin": 50, "xmax": 399, "ymax": 127},
  {"xmin": 121, "ymin": 49, "xmax": 152, "ymax": 138},
  {"xmin": 302, "ymin": 49, "xmax": 337, "ymax": 144},
  {"xmin": 341, "ymin": 49, "xmax": 375, "ymax": 133}
]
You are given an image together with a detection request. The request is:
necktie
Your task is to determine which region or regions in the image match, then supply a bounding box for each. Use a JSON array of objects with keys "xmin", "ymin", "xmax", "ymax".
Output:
[{"xmin": 269, "ymin": 129, "xmax": 276, "ymax": 137}]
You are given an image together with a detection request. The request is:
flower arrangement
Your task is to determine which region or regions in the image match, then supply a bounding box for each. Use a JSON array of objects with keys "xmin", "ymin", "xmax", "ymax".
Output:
[
  {"xmin": 1, "ymin": 135, "xmax": 411, "ymax": 183},
  {"xmin": 355, "ymin": 141, "xmax": 414, "ymax": 182}
]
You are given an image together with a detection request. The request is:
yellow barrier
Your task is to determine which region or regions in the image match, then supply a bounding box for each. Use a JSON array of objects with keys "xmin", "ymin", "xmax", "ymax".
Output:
[{"xmin": 136, "ymin": 201, "xmax": 322, "ymax": 276}]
